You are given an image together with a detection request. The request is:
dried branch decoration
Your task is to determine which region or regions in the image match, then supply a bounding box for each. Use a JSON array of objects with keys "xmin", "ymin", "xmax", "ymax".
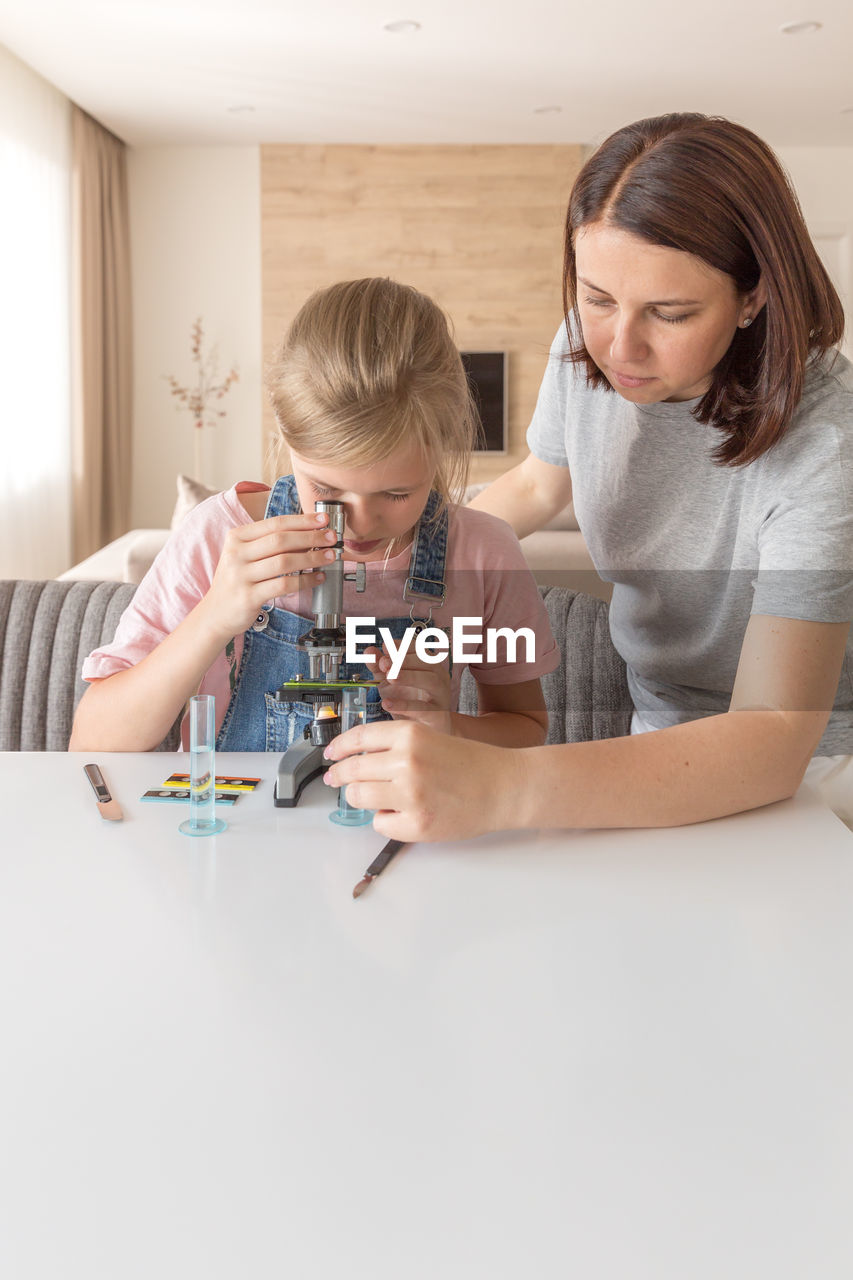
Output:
[{"xmin": 164, "ymin": 317, "xmax": 239, "ymax": 431}]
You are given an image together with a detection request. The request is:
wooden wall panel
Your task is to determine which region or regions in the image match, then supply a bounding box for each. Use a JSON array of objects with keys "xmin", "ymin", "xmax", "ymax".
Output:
[{"xmin": 261, "ymin": 144, "xmax": 582, "ymax": 483}]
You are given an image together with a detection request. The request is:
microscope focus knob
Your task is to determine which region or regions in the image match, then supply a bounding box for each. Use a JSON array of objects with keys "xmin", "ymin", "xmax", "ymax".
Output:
[{"xmin": 344, "ymin": 562, "xmax": 366, "ymax": 593}]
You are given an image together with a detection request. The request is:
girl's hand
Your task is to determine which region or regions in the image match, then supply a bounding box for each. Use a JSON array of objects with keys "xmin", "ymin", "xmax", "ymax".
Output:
[
  {"xmin": 364, "ymin": 644, "xmax": 453, "ymax": 734},
  {"xmin": 322, "ymin": 720, "xmax": 524, "ymax": 842},
  {"xmin": 202, "ymin": 512, "xmax": 338, "ymax": 641}
]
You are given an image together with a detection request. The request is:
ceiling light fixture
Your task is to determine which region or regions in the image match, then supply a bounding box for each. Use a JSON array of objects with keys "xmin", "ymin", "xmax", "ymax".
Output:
[
  {"xmin": 227, "ymin": 104, "xmax": 256, "ymax": 114},
  {"xmin": 779, "ymin": 20, "xmax": 822, "ymax": 35},
  {"xmin": 383, "ymin": 19, "xmax": 421, "ymax": 33},
  {"xmin": 533, "ymin": 105, "xmax": 562, "ymax": 114}
]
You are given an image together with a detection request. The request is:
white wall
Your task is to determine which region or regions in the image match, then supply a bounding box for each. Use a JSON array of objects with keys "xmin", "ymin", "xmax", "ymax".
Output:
[
  {"xmin": 124, "ymin": 143, "xmax": 853, "ymax": 535},
  {"xmin": 128, "ymin": 146, "xmax": 262, "ymax": 527},
  {"xmin": 0, "ymin": 45, "xmax": 71, "ymax": 578},
  {"xmin": 776, "ymin": 147, "xmax": 853, "ymax": 361}
]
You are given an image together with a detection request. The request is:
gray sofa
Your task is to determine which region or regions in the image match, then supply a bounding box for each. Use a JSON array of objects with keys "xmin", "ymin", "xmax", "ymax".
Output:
[
  {"xmin": 0, "ymin": 580, "xmax": 181, "ymax": 752},
  {"xmin": 0, "ymin": 579, "xmax": 632, "ymax": 751}
]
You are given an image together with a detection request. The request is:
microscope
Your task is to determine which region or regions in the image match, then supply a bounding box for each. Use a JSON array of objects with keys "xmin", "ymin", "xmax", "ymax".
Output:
[{"xmin": 273, "ymin": 500, "xmax": 375, "ymax": 806}]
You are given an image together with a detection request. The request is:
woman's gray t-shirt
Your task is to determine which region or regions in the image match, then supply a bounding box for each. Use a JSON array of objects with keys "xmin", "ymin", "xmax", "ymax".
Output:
[{"xmin": 527, "ymin": 326, "xmax": 853, "ymax": 754}]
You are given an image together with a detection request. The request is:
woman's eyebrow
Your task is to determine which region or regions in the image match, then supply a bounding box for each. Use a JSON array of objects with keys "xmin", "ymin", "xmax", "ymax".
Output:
[
  {"xmin": 577, "ymin": 275, "xmax": 611, "ymax": 294},
  {"xmin": 577, "ymin": 274, "xmax": 611, "ymax": 294},
  {"xmin": 578, "ymin": 274, "xmax": 701, "ymax": 306}
]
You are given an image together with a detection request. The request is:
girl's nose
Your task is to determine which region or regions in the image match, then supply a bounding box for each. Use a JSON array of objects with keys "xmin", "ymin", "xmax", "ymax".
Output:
[{"xmin": 344, "ymin": 500, "xmax": 374, "ymax": 537}]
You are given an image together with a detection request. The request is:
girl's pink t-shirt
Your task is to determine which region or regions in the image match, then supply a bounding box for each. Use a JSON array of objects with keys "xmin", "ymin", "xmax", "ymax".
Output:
[{"xmin": 83, "ymin": 482, "xmax": 559, "ymax": 745}]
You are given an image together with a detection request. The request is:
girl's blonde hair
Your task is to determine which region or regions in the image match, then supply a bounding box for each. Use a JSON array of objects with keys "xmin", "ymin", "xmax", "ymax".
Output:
[{"xmin": 266, "ymin": 278, "xmax": 479, "ymax": 510}]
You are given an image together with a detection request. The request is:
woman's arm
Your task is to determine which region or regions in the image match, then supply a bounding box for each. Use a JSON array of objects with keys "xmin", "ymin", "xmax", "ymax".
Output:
[
  {"xmin": 323, "ymin": 615, "xmax": 849, "ymax": 841},
  {"xmin": 69, "ymin": 512, "xmax": 337, "ymax": 751},
  {"xmin": 467, "ymin": 453, "xmax": 573, "ymax": 540}
]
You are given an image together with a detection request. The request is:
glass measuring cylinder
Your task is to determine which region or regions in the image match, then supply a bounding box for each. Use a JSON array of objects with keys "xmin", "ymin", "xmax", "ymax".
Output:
[
  {"xmin": 179, "ymin": 694, "xmax": 227, "ymax": 837},
  {"xmin": 329, "ymin": 685, "xmax": 372, "ymax": 827}
]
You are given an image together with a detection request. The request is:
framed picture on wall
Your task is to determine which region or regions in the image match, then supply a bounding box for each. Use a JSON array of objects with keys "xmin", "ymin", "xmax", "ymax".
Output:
[{"xmin": 461, "ymin": 351, "xmax": 507, "ymax": 453}]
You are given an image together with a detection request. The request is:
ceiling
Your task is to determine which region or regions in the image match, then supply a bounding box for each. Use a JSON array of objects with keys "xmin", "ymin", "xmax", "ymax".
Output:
[{"xmin": 3, "ymin": 0, "xmax": 853, "ymax": 149}]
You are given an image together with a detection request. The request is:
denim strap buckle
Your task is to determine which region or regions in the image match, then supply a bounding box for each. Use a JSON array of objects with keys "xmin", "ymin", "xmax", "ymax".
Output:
[{"xmin": 403, "ymin": 575, "xmax": 447, "ymax": 608}]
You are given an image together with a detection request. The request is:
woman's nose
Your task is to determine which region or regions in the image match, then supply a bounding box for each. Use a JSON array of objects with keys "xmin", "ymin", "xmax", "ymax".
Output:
[{"xmin": 609, "ymin": 314, "xmax": 648, "ymax": 364}]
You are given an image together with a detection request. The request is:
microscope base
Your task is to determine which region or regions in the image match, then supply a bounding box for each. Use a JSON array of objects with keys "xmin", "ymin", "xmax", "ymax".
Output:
[{"xmin": 274, "ymin": 739, "xmax": 327, "ymax": 807}]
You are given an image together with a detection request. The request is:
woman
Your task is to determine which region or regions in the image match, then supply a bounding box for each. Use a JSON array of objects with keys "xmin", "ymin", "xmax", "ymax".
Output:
[{"xmin": 323, "ymin": 113, "xmax": 853, "ymax": 842}]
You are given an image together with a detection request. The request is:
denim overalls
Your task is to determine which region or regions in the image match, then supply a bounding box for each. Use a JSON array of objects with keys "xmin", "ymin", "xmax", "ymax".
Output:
[{"xmin": 216, "ymin": 475, "xmax": 448, "ymax": 752}]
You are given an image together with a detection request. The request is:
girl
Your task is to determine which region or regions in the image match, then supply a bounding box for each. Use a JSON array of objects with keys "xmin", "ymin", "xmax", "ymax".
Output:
[
  {"xmin": 70, "ymin": 278, "xmax": 558, "ymax": 753},
  {"xmin": 324, "ymin": 113, "xmax": 853, "ymax": 841}
]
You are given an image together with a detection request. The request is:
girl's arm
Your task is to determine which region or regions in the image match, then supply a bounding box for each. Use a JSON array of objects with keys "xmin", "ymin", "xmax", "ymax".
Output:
[
  {"xmin": 323, "ymin": 615, "xmax": 849, "ymax": 841},
  {"xmin": 70, "ymin": 603, "xmax": 237, "ymax": 753},
  {"xmin": 467, "ymin": 453, "xmax": 573, "ymax": 540},
  {"xmin": 454, "ymin": 678, "xmax": 547, "ymax": 747},
  {"xmin": 69, "ymin": 512, "xmax": 337, "ymax": 751},
  {"xmin": 368, "ymin": 646, "xmax": 547, "ymax": 747}
]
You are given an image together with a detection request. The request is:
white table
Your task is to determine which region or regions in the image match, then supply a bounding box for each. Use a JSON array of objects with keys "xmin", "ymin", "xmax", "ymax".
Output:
[{"xmin": 2, "ymin": 752, "xmax": 853, "ymax": 1279}]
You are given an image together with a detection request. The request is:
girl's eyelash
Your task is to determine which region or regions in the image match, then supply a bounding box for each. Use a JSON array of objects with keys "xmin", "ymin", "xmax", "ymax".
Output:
[{"xmin": 311, "ymin": 482, "xmax": 411, "ymax": 502}]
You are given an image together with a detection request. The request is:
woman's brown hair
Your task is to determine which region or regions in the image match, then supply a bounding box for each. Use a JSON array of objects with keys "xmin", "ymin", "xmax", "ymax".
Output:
[
  {"xmin": 266, "ymin": 277, "xmax": 478, "ymax": 512},
  {"xmin": 563, "ymin": 113, "xmax": 845, "ymax": 465}
]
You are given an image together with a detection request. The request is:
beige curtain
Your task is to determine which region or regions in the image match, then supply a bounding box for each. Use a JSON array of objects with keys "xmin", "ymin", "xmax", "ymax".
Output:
[{"xmin": 70, "ymin": 105, "xmax": 132, "ymax": 562}]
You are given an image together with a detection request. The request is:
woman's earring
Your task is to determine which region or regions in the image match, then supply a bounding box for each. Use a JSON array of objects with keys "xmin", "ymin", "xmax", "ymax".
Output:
[{"xmin": 741, "ymin": 316, "xmax": 753, "ymax": 328}]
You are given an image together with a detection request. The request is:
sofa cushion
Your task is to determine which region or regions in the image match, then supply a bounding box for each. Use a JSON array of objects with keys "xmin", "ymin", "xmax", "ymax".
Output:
[
  {"xmin": 125, "ymin": 531, "xmax": 170, "ymax": 584},
  {"xmin": 0, "ymin": 579, "xmax": 181, "ymax": 751},
  {"xmin": 57, "ymin": 530, "xmax": 169, "ymax": 585},
  {"xmin": 457, "ymin": 585, "xmax": 631, "ymax": 742},
  {"xmin": 170, "ymin": 473, "xmax": 218, "ymax": 529}
]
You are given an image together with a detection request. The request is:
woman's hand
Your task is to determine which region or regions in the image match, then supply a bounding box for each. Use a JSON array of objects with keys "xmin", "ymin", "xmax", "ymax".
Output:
[
  {"xmin": 365, "ymin": 644, "xmax": 453, "ymax": 734},
  {"xmin": 322, "ymin": 720, "xmax": 524, "ymax": 842},
  {"xmin": 201, "ymin": 512, "xmax": 338, "ymax": 642}
]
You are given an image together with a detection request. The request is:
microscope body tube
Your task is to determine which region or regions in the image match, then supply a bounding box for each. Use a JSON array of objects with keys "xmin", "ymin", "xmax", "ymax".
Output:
[
  {"xmin": 274, "ymin": 499, "xmax": 372, "ymax": 806},
  {"xmin": 311, "ymin": 500, "xmax": 346, "ymax": 629},
  {"xmin": 303, "ymin": 500, "xmax": 348, "ymax": 681},
  {"xmin": 310, "ymin": 557, "xmax": 345, "ymax": 633}
]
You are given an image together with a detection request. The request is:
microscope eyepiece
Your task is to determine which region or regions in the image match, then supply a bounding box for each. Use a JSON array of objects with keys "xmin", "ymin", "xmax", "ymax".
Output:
[{"xmin": 314, "ymin": 499, "xmax": 345, "ymax": 548}]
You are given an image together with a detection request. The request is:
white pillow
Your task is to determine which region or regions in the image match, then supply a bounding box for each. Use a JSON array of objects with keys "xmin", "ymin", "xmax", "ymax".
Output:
[{"xmin": 170, "ymin": 474, "xmax": 218, "ymax": 529}]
